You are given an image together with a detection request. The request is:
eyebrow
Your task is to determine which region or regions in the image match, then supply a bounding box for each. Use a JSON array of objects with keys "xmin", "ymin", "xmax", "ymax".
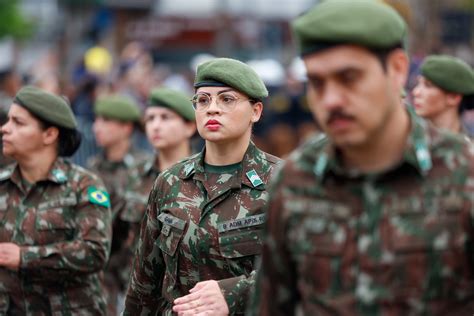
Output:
[{"xmin": 197, "ymin": 88, "xmax": 236, "ymax": 96}]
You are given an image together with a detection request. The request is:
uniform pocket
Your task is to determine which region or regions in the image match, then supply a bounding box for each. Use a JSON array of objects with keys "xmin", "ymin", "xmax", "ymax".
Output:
[
  {"xmin": 157, "ymin": 213, "xmax": 186, "ymax": 256},
  {"xmin": 388, "ymin": 207, "xmax": 468, "ymax": 299},
  {"xmin": 292, "ymin": 214, "xmax": 347, "ymax": 295},
  {"xmin": 218, "ymin": 213, "xmax": 265, "ymax": 258},
  {"xmin": 218, "ymin": 227, "xmax": 264, "ymax": 259},
  {"xmin": 48, "ymin": 286, "xmax": 105, "ymax": 316},
  {"xmin": 35, "ymin": 207, "xmax": 75, "ymax": 244},
  {"xmin": 218, "ymin": 215, "xmax": 265, "ymax": 277}
]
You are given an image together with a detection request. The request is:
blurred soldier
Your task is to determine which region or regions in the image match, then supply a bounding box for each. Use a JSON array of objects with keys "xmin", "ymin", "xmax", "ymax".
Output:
[
  {"xmin": 412, "ymin": 55, "xmax": 474, "ymax": 140},
  {"xmin": 0, "ymin": 67, "xmax": 21, "ymax": 166},
  {"xmin": 123, "ymin": 87, "xmax": 196, "ymax": 245},
  {"xmin": 117, "ymin": 88, "xmax": 196, "ymax": 310},
  {"xmin": 250, "ymin": 1, "xmax": 474, "ymax": 315},
  {"xmin": 0, "ymin": 86, "xmax": 112, "ymax": 314},
  {"xmin": 87, "ymin": 95, "xmax": 149, "ymax": 315},
  {"xmin": 124, "ymin": 58, "xmax": 281, "ymax": 315}
]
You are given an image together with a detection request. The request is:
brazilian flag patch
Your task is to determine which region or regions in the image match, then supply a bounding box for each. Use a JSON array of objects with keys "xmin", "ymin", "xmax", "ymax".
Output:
[{"xmin": 87, "ymin": 186, "xmax": 110, "ymax": 208}]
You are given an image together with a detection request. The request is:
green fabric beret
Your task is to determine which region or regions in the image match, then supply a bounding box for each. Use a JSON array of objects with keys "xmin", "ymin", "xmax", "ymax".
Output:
[
  {"xmin": 292, "ymin": 0, "xmax": 407, "ymax": 55},
  {"xmin": 194, "ymin": 58, "xmax": 268, "ymax": 100},
  {"xmin": 421, "ymin": 55, "xmax": 474, "ymax": 95},
  {"xmin": 14, "ymin": 86, "xmax": 77, "ymax": 129},
  {"xmin": 94, "ymin": 95, "xmax": 141, "ymax": 122},
  {"xmin": 148, "ymin": 87, "xmax": 195, "ymax": 121}
]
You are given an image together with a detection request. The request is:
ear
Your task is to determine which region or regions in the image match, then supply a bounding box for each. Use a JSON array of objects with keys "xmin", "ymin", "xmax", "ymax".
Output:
[
  {"xmin": 445, "ymin": 92, "xmax": 463, "ymax": 109},
  {"xmin": 387, "ymin": 49, "xmax": 409, "ymax": 91},
  {"xmin": 42, "ymin": 126, "xmax": 59, "ymax": 146},
  {"xmin": 251, "ymin": 102, "xmax": 263, "ymax": 123}
]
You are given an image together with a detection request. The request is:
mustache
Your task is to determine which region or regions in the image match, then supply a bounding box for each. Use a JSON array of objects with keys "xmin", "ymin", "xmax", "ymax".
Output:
[{"xmin": 326, "ymin": 110, "xmax": 355, "ymax": 125}]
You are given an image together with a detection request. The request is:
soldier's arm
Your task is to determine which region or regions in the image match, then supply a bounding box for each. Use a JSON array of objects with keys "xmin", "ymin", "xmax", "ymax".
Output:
[
  {"xmin": 19, "ymin": 175, "xmax": 112, "ymax": 276},
  {"xmin": 123, "ymin": 185, "xmax": 165, "ymax": 315},
  {"xmin": 247, "ymin": 168, "xmax": 299, "ymax": 316}
]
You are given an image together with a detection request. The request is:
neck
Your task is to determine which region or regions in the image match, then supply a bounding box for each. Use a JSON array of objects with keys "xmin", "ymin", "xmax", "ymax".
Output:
[
  {"xmin": 18, "ymin": 150, "xmax": 57, "ymax": 183},
  {"xmin": 157, "ymin": 142, "xmax": 191, "ymax": 171},
  {"xmin": 430, "ymin": 109, "xmax": 462, "ymax": 134},
  {"xmin": 341, "ymin": 106, "xmax": 410, "ymax": 174},
  {"xmin": 204, "ymin": 134, "xmax": 251, "ymax": 166},
  {"xmin": 105, "ymin": 139, "xmax": 131, "ymax": 162}
]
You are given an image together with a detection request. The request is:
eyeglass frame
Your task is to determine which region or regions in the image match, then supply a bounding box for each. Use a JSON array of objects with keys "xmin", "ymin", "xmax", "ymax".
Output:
[{"xmin": 190, "ymin": 91, "xmax": 257, "ymax": 112}]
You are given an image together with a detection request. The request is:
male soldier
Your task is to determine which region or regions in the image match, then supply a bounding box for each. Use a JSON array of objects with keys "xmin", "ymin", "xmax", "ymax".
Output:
[
  {"xmin": 87, "ymin": 94, "xmax": 149, "ymax": 315},
  {"xmin": 0, "ymin": 67, "xmax": 21, "ymax": 166},
  {"xmin": 250, "ymin": 1, "xmax": 474, "ymax": 315}
]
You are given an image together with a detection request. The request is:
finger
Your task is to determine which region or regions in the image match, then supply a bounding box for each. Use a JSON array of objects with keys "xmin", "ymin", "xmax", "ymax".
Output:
[
  {"xmin": 178, "ymin": 304, "xmax": 211, "ymax": 316},
  {"xmin": 174, "ymin": 292, "xmax": 200, "ymax": 304},
  {"xmin": 173, "ymin": 298, "xmax": 202, "ymax": 312}
]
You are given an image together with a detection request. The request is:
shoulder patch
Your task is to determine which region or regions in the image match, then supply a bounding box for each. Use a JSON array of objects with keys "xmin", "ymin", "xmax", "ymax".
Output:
[{"xmin": 87, "ymin": 186, "xmax": 110, "ymax": 208}]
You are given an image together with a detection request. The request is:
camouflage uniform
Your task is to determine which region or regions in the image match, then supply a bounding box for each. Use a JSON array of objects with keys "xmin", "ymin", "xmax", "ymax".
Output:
[
  {"xmin": 249, "ymin": 110, "xmax": 474, "ymax": 315},
  {"xmin": 87, "ymin": 150, "xmax": 149, "ymax": 314},
  {"xmin": 123, "ymin": 142, "xmax": 281, "ymax": 315},
  {"xmin": 114, "ymin": 155, "xmax": 160, "ymax": 295},
  {"xmin": 0, "ymin": 158, "xmax": 112, "ymax": 315}
]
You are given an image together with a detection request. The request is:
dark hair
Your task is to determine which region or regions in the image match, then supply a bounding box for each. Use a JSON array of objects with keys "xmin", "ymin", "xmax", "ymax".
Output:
[
  {"xmin": 37, "ymin": 119, "xmax": 82, "ymax": 157},
  {"xmin": 368, "ymin": 44, "xmax": 403, "ymax": 72},
  {"xmin": 57, "ymin": 128, "xmax": 82, "ymax": 156},
  {"xmin": 459, "ymin": 94, "xmax": 474, "ymax": 115}
]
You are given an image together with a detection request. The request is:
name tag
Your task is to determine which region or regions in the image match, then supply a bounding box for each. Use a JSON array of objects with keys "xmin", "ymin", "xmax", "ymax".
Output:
[
  {"xmin": 218, "ymin": 214, "xmax": 266, "ymax": 233},
  {"xmin": 157, "ymin": 213, "xmax": 186, "ymax": 230},
  {"xmin": 38, "ymin": 195, "xmax": 77, "ymax": 209}
]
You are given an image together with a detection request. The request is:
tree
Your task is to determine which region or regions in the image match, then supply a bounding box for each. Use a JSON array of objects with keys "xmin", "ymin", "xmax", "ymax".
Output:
[{"xmin": 0, "ymin": 0, "xmax": 32, "ymax": 39}]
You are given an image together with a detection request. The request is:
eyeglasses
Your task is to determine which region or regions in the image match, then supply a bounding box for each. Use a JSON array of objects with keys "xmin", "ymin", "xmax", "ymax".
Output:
[{"xmin": 191, "ymin": 93, "xmax": 253, "ymax": 112}]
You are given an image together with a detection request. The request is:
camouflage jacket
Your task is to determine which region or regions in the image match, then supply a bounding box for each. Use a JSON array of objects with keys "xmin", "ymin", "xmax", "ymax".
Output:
[
  {"xmin": 0, "ymin": 158, "xmax": 112, "ymax": 315},
  {"xmin": 87, "ymin": 149, "xmax": 150, "ymax": 218},
  {"xmin": 123, "ymin": 142, "xmax": 281, "ymax": 315},
  {"xmin": 249, "ymin": 111, "xmax": 474, "ymax": 315},
  {"xmin": 122, "ymin": 155, "xmax": 161, "ymax": 225},
  {"xmin": 87, "ymin": 149, "xmax": 150, "ymax": 296},
  {"xmin": 110, "ymin": 155, "xmax": 161, "ymax": 292}
]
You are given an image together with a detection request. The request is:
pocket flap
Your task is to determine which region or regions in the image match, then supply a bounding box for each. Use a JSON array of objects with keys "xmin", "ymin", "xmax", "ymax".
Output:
[{"xmin": 219, "ymin": 228, "xmax": 263, "ymax": 258}]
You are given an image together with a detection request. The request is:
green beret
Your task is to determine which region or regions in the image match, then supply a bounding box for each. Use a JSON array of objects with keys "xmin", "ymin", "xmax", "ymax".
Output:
[
  {"xmin": 421, "ymin": 55, "xmax": 474, "ymax": 95},
  {"xmin": 14, "ymin": 86, "xmax": 77, "ymax": 129},
  {"xmin": 194, "ymin": 58, "xmax": 268, "ymax": 100},
  {"xmin": 94, "ymin": 95, "xmax": 141, "ymax": 122},
  {"xmin": 293, "ymin": 0, "xmax": 407, "ymax": 55},
  {"xmin": 148, "ymin": 87, "xmax": 195, "ymax": 121}
]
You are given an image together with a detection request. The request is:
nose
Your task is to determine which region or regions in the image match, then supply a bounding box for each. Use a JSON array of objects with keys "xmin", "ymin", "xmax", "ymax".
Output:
[
  {"xmin": 320, "ymin": 81, "xmax": 344, "ymax": 111},
  {"xmin": 412, "ymin": 84, "xmax": 421, "ymax": 98},
  {"xmin": 206, "ymin": 96, "xmax": 221, "ymax": 114},
  {"xmin": 1, "ymin": 120, "xmax": 10, "ymax": 135}
]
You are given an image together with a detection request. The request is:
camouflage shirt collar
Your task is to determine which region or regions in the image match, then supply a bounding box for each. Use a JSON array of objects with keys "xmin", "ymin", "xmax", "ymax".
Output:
[
  {"xmin": 314, "ymin": 108, "xmax": 433, "ymax": 181},
  {"xmin": 0, "ymin": 158, "xmax": 69, "ymax": 186},
  {"xmin": 46, "ymin": 158, "xmax": 70, "ymax": 184},
  {"xmin": 179, "ymin": 141, "xmax": 267, "ymax": 190},
  {"xmin": 142, "ymin": 154, "xmax": 159, "ymax": 175},
  {"xmin": 96, "ymin": 151, "xmax": 137, "ymax": 169}
]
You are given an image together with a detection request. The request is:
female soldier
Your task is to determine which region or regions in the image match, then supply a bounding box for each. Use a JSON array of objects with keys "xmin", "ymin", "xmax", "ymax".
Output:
[
  {"xmin": 412, "ymin": 54, "xmax": 474, "ymax": 139},
  {"xmin": 122, "ymin": 87, "xmax": 197, "ymax": 227},
  {"xmin": 115, "ymin": 88, "xmax": 196, "ymax": 307},
  {"xmin": 124, "ymin": 58, "xmax": 281, "ymax": 315},
  {"xmin": 0, "ymin": 86, "xmax": 112, "ymax": 314}
]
